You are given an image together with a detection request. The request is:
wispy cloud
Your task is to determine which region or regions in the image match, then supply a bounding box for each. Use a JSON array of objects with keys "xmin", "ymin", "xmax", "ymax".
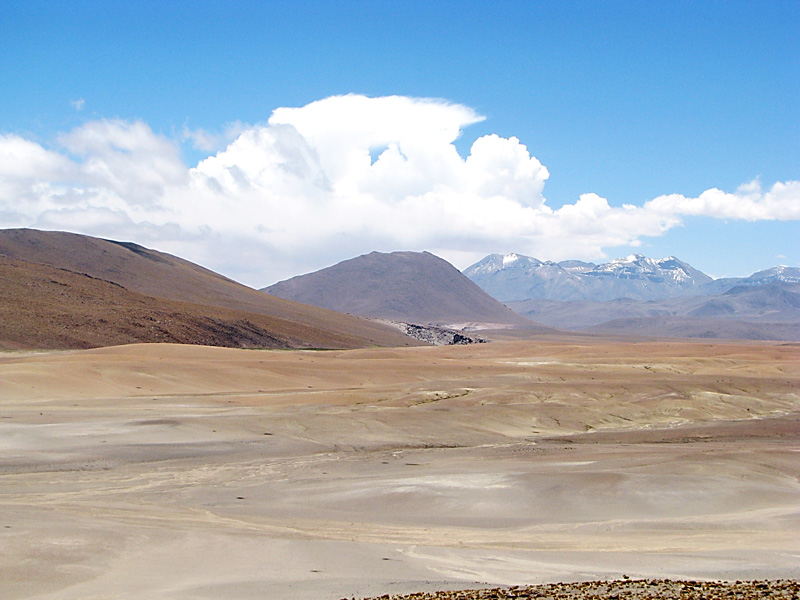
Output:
[
  {"xmin": 71, "ymin": 98, "xmax": 85, "ymax": 111},
  {"xmin": 1, "ymin": 94, "xmax": 797, "ymax": 286}
]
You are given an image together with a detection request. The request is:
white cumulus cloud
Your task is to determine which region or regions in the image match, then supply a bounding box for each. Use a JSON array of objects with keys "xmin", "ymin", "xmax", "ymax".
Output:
[
  {"xmin": 645, "ymin": 180, "xmax": 800, "ymax": 221},
  {"xmin": 0, "ymin": 94, "xmax": 797, "ymax": 286}
]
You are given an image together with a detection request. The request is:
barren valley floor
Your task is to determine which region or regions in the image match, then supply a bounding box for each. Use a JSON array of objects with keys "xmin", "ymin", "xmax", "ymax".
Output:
[{"xmin": 0, "ymin": 339, "xmax": 798, "ymax": 599}]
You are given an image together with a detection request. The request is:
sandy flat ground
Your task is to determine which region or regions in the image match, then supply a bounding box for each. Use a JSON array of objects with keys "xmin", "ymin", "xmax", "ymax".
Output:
[{"xmin": 0, "ymin": 339, "xmax": 798, "ymax": 599}]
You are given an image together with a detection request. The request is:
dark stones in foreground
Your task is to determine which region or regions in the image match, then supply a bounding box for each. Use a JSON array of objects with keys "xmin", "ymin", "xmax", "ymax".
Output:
[{"xmin": 350, "ymin": 579, "xmax": 800, "ymax": 600}]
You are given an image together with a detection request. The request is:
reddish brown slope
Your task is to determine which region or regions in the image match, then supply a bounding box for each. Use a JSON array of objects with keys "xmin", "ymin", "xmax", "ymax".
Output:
[
  {"xmin": 0, "ymin": 258, "xmax": 286, "ymax": 349},
  {"xmin": 0, "ymin": 229, "xmax": 417, "ymax": 349}
]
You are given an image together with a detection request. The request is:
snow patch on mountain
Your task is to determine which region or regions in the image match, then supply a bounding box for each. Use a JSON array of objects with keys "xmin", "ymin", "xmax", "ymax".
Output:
[
  {"xmin": 464, "ymin": 252, "xmax": 714, "ymax": 302},
  {"xmin": 698, "ymin": 265, "xmax": 800, "ymax": 295},
  {"xmin": 749, "ymin": 265, "xmax": 800, "ymax": 284}
]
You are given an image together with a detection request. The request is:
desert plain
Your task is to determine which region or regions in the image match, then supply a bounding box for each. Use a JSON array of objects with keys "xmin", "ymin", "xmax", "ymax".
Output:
[{"xmin": 1, "ymin": 337, "xmax": 799, "ymax": 599}]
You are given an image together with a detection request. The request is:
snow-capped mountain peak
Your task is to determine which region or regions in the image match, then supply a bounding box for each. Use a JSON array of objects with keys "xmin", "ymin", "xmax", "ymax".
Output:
[
  {"xmin": 464, "ymin": 252, "xmax": 714, "ymax": 302},
  {"xmin": 748, "ymin": 265, "xmax": 800, "ymax": 284},
  {"xmin": 463, "ymin": 253, "xmax": 543, "ymax": 276},
  {"xmin": 591, "ymin": 254, "xmax": 706, "ymax": 285}
]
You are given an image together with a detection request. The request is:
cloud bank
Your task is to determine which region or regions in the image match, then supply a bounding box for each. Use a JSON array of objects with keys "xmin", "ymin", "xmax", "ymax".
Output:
[{"xmin": 1, "ymin": 94, "xmax": 798, "ymax": 285}]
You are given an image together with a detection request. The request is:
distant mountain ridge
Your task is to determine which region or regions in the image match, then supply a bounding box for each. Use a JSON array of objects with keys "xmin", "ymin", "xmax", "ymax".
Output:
[
  {"xmin": 464, "ymin": 253, "xmax": 713, "ymax": 302},
  {"xmin": 263, "ymin": 251, "xmax": 538, "ymax": 330},
  {"xmin": 465, "ymin": 252, "xmax": 800, "ymax": 341},
  {"xmin": 698, "ymin": 265, "xmax": 800, "ymax": 295},
  {"xmin": 5, "ymin": 228, "xmax": 795, "ymax": 346}
]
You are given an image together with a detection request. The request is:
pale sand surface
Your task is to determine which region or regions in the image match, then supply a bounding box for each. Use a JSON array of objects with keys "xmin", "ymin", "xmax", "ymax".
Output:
[{"xmin": 0, "ymin": 340, "xmax": 798, "ymax": 599}]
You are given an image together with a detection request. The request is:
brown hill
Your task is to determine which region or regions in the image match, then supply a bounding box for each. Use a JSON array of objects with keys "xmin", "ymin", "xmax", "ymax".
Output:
[
  {"xmin": 0, "ymin": 257, "xmax": 287, "ymax": 349},
  {"xmin": 586, "ymin": 315, "xmax": 800, "ymax": 341},
  {"xmin": 0, "ymin": 229, "xmax": 418, "ymax": 350},
  {"xmin": 263, "ymin": 250, "xmax": 537, "ymax": 328},
  {"xmin": 508, "ymin": 282, "xmax": 800, "ymax": 341}
]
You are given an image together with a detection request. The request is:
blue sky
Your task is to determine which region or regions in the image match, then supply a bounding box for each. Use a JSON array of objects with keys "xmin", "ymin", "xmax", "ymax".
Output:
[{"xmin": 1, "ymin": 0, "xmax": 798, "ymax": 284}]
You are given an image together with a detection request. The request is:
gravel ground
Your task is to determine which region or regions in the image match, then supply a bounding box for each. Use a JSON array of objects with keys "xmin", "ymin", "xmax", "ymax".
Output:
[{"xmin": 352, "ymin": 579, "xmax": 800, "ymax": 599}]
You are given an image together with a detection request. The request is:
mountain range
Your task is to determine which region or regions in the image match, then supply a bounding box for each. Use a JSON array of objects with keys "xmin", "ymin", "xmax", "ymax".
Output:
[
  {"xmin": 3, "ymin": 228, "xmax": 798, "ymax": 348},
  {"xmin": 464, "ymin": 252, "xmax": 800, "ymax": 340},
  {"xmin": 464, "ymin": 253, "xmax": 717, "ymax": 302}
]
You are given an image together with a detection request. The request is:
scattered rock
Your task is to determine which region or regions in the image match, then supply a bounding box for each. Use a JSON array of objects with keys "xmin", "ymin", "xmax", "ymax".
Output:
[
  {"xmin": 351, "ymin": 579, "xmax": 800, "ymax": 599},
  {"xmin": 397, "ymin": 322, "xmax": 487, "ymax": 345}
]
